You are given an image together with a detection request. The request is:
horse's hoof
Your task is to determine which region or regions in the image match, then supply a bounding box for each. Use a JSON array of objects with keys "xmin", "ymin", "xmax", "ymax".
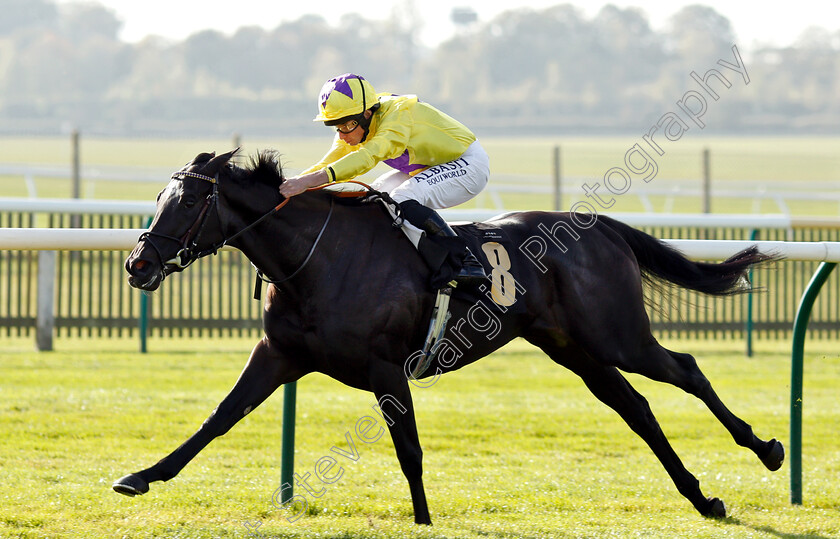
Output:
[
  {"xmin": 761, "ymin": 438, "xmax": 785, "ymax": 471},
  {"xmin": 704, "ymin": 497, "xmax": 727, "ymax": 519},
  {"xmin": 112, "ymin": 474, "xmax": 149, "ymax": 497}
]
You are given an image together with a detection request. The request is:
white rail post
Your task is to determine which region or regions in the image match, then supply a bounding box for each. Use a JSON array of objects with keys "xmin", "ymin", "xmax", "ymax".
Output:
[
  {"xmin": 71, "ymin": 130, "xmax": 81, "ymax": 224},
  {"xmin": 71, "ymin": 130, "xmax": 81, "ymax": 200},
  {"xmin": 702, "ymin": 147, "xmax": 711, "ymax": 214},
  {"xmin": 36, "ymin": 250, "xmax": 57, "ymax": 351}
]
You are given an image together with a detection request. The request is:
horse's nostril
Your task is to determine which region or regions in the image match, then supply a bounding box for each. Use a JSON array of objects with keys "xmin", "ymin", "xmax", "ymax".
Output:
[{"xmin": 128, "ymin": 258, "xmax": 155, "ymax": 278}]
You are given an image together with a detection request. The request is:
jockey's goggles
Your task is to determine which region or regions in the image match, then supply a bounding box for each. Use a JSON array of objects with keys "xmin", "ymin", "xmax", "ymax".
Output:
[{"xmin": 334, "ymin": 119, "xmax": 360, "ymax": 134}]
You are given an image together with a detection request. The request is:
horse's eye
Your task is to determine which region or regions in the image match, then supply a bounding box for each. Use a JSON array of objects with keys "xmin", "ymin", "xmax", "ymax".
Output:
[{"xmin": 180, "ymin": 195, "xmax": 198, "ymax": 209}]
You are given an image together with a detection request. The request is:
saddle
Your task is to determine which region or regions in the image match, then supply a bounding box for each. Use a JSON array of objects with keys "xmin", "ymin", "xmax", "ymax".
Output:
[
  {"xmin": 320, "ymin": 183, "xmax": 527, "ymax": 377},
  {"xmin": 408, "ymin": 221, "xmax": 528, "ymax": 378}
]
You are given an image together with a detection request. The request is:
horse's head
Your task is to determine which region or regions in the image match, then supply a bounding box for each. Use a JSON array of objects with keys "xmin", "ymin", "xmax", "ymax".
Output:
[{"xmin": 125, "ymin": 149, "xmax": 238, "ymax": 291}]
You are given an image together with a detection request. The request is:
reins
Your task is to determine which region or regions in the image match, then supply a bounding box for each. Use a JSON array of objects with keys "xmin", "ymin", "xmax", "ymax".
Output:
[
  {"xmin": 211, "ymin": 179, "xmax": 380, "ymax": 264},
  {"xmin": 139, "ymin": 169, "xmax": 383, "ymax": 301},
  {"xmin": 250, "ymin": 180, "xmax": 384, "ymax": 300},
  {"xmin": 251, "ymin": 196, "xmax": 333, "ymax": 299},
  {"xmin": 196, "ymin": 192, "xmax": 290, "ymax": 259}
]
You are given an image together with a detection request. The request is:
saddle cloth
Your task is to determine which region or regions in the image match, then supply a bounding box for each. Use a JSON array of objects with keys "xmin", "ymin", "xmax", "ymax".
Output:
[{"xmin": 449, "ymin": 221, "xmax": 527, "ymax": 315}]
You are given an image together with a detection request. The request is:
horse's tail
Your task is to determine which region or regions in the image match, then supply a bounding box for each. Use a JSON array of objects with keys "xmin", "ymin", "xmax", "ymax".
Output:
[{"xmin": 598, "ymin": 215, "xmax": 779, "ymax": 295}]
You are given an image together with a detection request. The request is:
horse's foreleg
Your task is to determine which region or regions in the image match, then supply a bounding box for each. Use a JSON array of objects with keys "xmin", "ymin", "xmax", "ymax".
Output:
[
  {"xmin": 368, "ymin": 361, "xmax": 431, "ymax": 525},
  {"xmin": 113, "ymin": 338, "xmax": 304, "ymax": 496}
]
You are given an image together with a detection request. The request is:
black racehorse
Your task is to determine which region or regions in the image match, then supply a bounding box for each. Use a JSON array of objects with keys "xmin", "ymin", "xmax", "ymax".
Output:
[{"xmin": 115, "ymin": 149, "xmax": 784, "ymax": 524}]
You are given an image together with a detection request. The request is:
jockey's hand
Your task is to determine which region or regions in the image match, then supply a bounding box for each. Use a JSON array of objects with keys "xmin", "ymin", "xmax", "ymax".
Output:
[
  {"xmin": 278, "ymin": 177, "xmax": 309, "ymax": 198},
  {"xmin": 278, "ymin": 169, "xmax": 330, "ymax": 198}
]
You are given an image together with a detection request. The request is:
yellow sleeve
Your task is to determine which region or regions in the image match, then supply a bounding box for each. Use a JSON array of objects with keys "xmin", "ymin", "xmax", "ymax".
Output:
[
  {"xmin": 299, "ymin": 137, "xmax": 354, "ymax": 181},
  {"xmin": 328, "ymin": 104, "xmax": 412, "ymax": 181}
]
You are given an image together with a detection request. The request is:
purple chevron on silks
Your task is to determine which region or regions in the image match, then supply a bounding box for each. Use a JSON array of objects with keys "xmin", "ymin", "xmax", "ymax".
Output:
[
  {"xmin": 384, "ymin": 150, "xmax": 427, "ymax": 175},
  {"xmin": 321, "ymin": 74, "xmax": 360, "ymax": 108}
]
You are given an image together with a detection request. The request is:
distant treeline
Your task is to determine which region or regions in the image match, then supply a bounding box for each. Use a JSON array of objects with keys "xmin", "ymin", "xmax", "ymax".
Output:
[{"xmin": 1, "ymin": 0, "xmax": 838, "ymax": 136}]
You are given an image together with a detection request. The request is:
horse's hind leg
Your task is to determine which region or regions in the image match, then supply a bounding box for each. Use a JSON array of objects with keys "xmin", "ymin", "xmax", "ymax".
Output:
[
  {"xmin": 537, "ymin": 345, "xmax": 726, "ymax": 517},
  {"xmin": 619, "ymin": 343, "xmax": 784, "ymax": 472},
  {"xmin": 113, "ymin": 337, "xmax": 305, "ymax": 496}
]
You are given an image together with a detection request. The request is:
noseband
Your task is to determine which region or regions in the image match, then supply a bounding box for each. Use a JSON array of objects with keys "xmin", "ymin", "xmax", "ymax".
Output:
[{"xmin": 136, "ymin": 168, "xmax": 336, "ymax": 289}]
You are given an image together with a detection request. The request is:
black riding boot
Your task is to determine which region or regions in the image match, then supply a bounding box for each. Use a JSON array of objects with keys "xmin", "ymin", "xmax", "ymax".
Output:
[{"xmin": 398, "ymin": 200, "xmax": 487, "ymax": 287}]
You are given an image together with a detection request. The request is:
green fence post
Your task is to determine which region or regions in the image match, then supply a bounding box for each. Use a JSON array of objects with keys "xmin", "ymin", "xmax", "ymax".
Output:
[
  {"xmin": 139, "ymin": 293, "xmax": 149, "ymax": 353},
  {"xmin": 280, "ymin": 381, "xmax": 297, "ymax": 503},
  {"xmin": 139, "ymin": 217, "xmax": 152, "ymax": 354},
  {"xmin": 790, "ymin": 261, "xmax": 836, "ymax": 505}
]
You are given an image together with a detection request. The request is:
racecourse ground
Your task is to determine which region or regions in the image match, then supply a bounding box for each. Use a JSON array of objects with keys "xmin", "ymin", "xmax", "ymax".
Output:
[{"xmin": 1, "ymin": 336, "xmax": 838, "ymax": 538}]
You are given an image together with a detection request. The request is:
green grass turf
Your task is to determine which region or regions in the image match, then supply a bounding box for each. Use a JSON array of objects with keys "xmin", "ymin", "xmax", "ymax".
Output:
[{"xmin": 1, "ymin": 336, "xmax": 838, "ymax": 538}]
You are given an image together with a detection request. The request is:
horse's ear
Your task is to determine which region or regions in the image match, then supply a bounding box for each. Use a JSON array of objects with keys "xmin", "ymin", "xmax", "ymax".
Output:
[
  {"xmin": 190, "ymin": 152, "xmax": 216, "ymax": 166},
  {"xmin": 201, "ymin": 148, "xmax": 239, "ymax": 177}
]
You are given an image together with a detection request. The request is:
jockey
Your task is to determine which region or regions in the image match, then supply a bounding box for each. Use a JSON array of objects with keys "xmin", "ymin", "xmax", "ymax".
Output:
[{"xmin": 279, "ymin": 73, "xmax": 488, "ymax": 288}]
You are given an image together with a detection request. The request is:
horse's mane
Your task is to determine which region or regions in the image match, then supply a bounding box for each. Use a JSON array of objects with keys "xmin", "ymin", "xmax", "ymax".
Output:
[
  {"xmin": 226, "ymin": 150, "xmax": 384, "ymax": 211},
  {"xmin": 228, "ymin": 150, "xmax": 285, "ymax": 188},
  {"xmin": 227, "ymin": 150, "xmax": 384, "ymax": 208}
]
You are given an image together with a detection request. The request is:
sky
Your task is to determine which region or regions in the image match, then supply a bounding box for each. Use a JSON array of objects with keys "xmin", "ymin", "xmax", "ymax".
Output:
[{"xmin": 55, "ymin": 0, "xmax": 836, "ymax": 50}]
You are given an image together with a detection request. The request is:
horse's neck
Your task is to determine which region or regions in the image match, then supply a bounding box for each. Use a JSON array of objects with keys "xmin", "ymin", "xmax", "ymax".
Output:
[{"xmin": 230, "ymin": 193, "xmax": 380, "ymax": 287}]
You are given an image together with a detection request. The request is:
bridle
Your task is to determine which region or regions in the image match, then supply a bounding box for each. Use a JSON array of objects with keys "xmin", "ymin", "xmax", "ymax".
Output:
[
  {"xmin": 138, "ymin": 170, "xmax": 224, "ymax": 272},
  {"xmin": 136, "ymin": 168, "xmax": 335, "ymax": 287}
]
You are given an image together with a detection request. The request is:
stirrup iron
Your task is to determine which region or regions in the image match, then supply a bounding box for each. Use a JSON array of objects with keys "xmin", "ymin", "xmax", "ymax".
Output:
[{"xmin": 410, "ymin": 285, "xmax": 454, "ymax": 379}]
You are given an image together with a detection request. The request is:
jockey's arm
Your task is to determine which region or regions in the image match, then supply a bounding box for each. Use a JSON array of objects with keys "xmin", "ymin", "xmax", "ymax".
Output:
[{"xmin": 278, "ymin": 169, "xmax": 330, "ymax": 198}]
